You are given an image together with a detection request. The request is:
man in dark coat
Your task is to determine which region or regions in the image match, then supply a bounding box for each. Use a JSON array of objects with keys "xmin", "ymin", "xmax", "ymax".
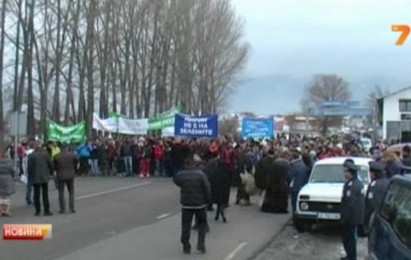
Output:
[
  {"xmin": 260, "ymin": 151, "xmax": 290, "ymax": 213},
  {"xmin": 207, "ymin": 154, "xmax": 230, "ymax": 222},
  {"xmin": 289, "ymin": 148, "xmax": 309, "ymax": 214},
  {"xmin": 254, "ymin": 150, "xmax": 271, "ymax": 192},
  {"xmin": 340, "ymin": 159, "xmax": 365, "ymax": 260},
  {"xmin": 363, "ymin": 161, "xmax": 389, "ymax": 234},
  {"xmin": 174, "ymin": 156, "xmax": 211, "ymax": 254},
  {"xmin": 28, "ymin": 142, "xmax": 54, "ymax": 216},
  {"xmin": 235, "ymin": 151, "xmax": 253, "ymax": 205},
  {"xmin": 54, "ymin": 144, "xmax": 77, "ymax": 214}
]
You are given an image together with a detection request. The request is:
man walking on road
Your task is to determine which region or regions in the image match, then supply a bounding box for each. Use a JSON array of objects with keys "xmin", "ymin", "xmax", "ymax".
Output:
[
  {"xmin": 174, "ymin": 156, "xmax": 211, "ymax": 255},
  {"xmin": 54, "ymin": 144, "xmax": 77, "ymax": 214},
  {"xmin": 28, "ymin": 142, "xmax": 54, "ymax": 216}
]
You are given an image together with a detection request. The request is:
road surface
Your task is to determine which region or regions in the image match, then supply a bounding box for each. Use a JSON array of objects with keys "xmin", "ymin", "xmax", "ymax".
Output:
[
  {"xmin": 253, "ymin": 222, "xmax": 368, "ymax": 260},
  {"xmin": 1, "ymin": 178, "xmax": 290, "ymax": 260}
]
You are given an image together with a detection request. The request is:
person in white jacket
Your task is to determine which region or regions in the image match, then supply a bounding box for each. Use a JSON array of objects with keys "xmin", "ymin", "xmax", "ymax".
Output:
[{"xmin": 22, "ymin": 148, "xmax": 34, "ymax": 205}]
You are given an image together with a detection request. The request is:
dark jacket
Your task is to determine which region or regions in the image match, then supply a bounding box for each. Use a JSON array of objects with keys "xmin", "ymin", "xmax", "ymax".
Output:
[
  {"xmin": 0, "ymin": 159, "xmax": 15, "ymax": 196},
  {"xmin": 386, "ymin": 159, "xmax": 403, "ymax": 178},
  {"xmin": 54, "ymin": 151, "xmax": 77, "ymax": 181},
  {"xmin": 261, "ymin": 157, "xmax": 290, "ymax": 213},
  {"xmin": 255, "ymin": 155, "xmax": 276, "ymax": 191},
  {"xmin": 28, "ymin": 150, "xmax": 54, "ymax": 184},
  {"xmin": 340, "ymin": 177, "xmax": 365, "ymax": 225},
  {"xmin": 364, "ymin": 177, "xmax": 389, "ymax": 229},
  {"xmin": 289, "ymin": 159, "xmax": 309, "ymax": 192},
  {"xmin": 207, "ymin": 158, "xmax": 230, "ymax": 205},
  {"xmin": 402, "ymin": 154, "xmax": 411, "ymax": 167},
  {"xmin": 174, "ymin": 167, "xmax": 211, "ymax": 209}
]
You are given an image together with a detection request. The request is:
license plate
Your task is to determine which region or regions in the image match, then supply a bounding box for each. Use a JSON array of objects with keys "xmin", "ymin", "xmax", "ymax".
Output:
[{"xmin": 317, "ymin": 213, "xmax": 340, "ymax": 220}]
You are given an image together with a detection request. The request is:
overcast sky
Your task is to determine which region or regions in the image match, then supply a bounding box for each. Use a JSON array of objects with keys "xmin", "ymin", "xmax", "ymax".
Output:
[{"xmin": 229, "ymin": 0, "xmax": 411, "ymax": 115}]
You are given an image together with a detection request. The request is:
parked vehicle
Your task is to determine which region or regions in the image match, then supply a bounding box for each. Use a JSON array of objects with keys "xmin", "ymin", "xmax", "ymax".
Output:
[
  {"xmin": 367, "ymin": 175, "xmax": 411, "ymax": 260},
  {"xmin": 361, "ymin": 137, "xmax": 373, "ymax": 153},
  {"xmin": 293, "ymin": 157, "xmax": 371, "ymax": 232}
]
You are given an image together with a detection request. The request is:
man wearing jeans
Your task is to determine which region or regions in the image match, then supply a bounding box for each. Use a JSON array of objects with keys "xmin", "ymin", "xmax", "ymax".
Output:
[
  {"xmin": 173, "ymin": 156, "xmax": 211, "ymax": 254},
  {"xmin": 120, "ymin": 140, "xmax": 133, "ymax": 176}
]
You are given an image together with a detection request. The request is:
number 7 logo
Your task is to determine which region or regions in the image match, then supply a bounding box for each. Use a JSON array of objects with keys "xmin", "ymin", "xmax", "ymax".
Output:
[{"xmin": 392, "ymin": 25, "xmax": 410, "ymax": 46}]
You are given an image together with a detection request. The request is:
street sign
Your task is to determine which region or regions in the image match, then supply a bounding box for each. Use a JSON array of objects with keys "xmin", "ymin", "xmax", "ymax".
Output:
[
  {"xmin": 10, "ymin": 111, "xmax": 27, "ymax": 136},
  {"xmin": 321, "ymin": 101, "xmax": 360, "ymax": 108},
  {"xmin": 309, "ymin": 108, "xmax": 372, "ymax": 117}
]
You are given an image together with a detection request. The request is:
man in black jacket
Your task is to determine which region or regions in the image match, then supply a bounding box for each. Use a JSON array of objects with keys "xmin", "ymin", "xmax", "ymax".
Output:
[
  {"xmin": 28, "ymin": 142, "xmax": 54, "ymax": 216},
  {"xmin": 363, "ymin": 161, "xmax": 389, "ymax": 234},
  {"xmin": 174, "ymin": 156, "xmax": 211, "ymax": 255},
  {"xmin": 340, "ymin": 159, "xmax": 365, "ymax": 260}
]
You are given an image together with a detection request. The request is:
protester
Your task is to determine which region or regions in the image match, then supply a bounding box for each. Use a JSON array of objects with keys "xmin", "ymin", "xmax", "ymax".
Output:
[
  {"xmin": 207, "ymin": 153, "xmax": 229, "ymax": 223},
  {"xmin": 259, "ymin": 150, "xmax": 290, "ymax": 213},
  {"xmin": 289, "ymin": 148, "xmax": 309, "ymax": 214},
  {"xmin": 76, "ymin": 141, "xmax": 91, "ymax": 176},
  {"xmin": 54, "ymin": 144, "xmax": 77, "ymax": 214},
  {"xmin": 28, "ymin": 142, "xmax": 54, "ymax": 216},
  {"xmin": 383, "ymin": 150, "xmax": 403, "ymax": 178},
  {"xmin": 173, "ymin": 156, "xmax": 211, "ymax": 254},
  {"xmin": 0, "ymin": 154, "xmax": 15, "ymax": 217},
  {"xmin": 23, "ymin": 142, "xmax": 35, "ymax": 205}
]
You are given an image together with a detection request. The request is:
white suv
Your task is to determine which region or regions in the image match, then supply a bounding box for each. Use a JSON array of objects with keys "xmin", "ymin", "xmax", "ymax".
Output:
[{"xmin": 293, "ymin": 157, "xmax": 371, "ymax": 232}]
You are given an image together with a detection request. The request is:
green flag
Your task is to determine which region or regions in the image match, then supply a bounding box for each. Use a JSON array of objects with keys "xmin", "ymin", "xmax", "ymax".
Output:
[
  {"xmin": 108, "ymin": 112, "xmax": 127, "ymax": 118},
  {"xmin": 46, "ymin": 121, "xmax": 86, "ymax": 143},
  {"xmin": 148, "ymin": 106, "xmax": 181, "ymax": 130}
]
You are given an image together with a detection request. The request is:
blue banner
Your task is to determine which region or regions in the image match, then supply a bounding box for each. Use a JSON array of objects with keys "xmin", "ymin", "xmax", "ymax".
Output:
[
  {"xmin": 241, "ymin": 118, "xmax": 274, "ymax": 139},
  {"xmin": 174, "ymin": 114, "xmax": 218, "ymax": 138}
]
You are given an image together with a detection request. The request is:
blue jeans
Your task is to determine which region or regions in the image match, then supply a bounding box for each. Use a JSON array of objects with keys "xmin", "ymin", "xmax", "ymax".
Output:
[
  {"xmin": 123, "ymin": 156, "xmax": 133, "ymax": 175},
  {"xmin": 90, "ymin": 159, "xmax": 99, "ymax": 175},
  {"xmin": 155, "ymin": 160, "xmax": 164, "ymax": 176},
  {"xmin": 26, "ymin": 178, "xmax": 33, "ymax": 205}
]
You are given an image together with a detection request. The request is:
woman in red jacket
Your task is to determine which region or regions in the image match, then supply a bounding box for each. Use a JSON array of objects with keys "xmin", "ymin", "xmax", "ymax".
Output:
[
  {"xmin": 139, "ymin": 141, "xmax": 152, "ymax": 178},
  {"xmin": 154, "ymin": 143, "xmax": 164, "ymax": 176}
]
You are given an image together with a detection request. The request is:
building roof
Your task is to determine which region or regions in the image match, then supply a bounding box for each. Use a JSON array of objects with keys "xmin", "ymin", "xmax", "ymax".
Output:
[
  {"xmin": 378, "ymin": 85, "xmax": 411, "ymax": 100},
  {"xmin": 376, "ymin": 85, "xmax": 411, "ymax": 126}
]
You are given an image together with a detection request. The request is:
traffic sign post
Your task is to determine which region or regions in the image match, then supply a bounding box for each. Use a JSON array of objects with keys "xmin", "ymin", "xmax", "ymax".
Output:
[{"xmin": 10, "ymin": 111, "xmax": 27, "ymax": 176}]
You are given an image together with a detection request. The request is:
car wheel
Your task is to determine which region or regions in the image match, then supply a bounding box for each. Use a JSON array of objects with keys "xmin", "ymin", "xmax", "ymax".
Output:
[{"xmin": 293, "ymin": 216, "xmax": 313, "ymax": 233}]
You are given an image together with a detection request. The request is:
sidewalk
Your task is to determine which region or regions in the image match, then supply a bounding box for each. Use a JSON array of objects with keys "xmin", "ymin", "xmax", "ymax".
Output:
[{"xmin": 54, "ymin": 196, "xmax": 290, "ymax": 260}]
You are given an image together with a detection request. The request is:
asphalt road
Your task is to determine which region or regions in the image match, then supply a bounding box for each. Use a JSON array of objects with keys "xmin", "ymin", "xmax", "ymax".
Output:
[
  {"xmin": 0, "ymin": 177, "xmax": 180, "ymax": 260},
  {"xmin": 253, "ymin": 222, "xmax": 368, "ymax": 260},
  {"xmin": 1, "ymin": 178, "xmax": 292, "ymax": 260}
]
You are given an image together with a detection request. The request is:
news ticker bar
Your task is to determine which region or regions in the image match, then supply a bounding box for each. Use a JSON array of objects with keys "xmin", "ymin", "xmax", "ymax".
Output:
[{"xmin": 3, "ymin": 224, "xmax": 52, "ymax": 240}]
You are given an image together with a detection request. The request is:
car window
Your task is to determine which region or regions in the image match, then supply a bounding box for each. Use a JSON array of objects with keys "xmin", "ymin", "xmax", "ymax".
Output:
[
  {"xmin": 379, "ymin": 182, "xmax": 411, "ymax": 249},
  {"xmin": 309, "ymin": 164, "xmax": 369, "ymax": 184},
  {"xmin": 361, "ymin": 140, "xmax": 371, "ymax": 146}
]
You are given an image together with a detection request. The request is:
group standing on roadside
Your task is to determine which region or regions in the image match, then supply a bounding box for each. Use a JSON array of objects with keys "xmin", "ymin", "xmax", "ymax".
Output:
[{"xmin": 0, "ymin": 140, "xmax": 77, "ymax": 217}]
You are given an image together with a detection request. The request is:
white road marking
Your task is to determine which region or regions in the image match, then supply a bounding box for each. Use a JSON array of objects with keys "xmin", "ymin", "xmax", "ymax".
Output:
[
  {"xmin": 224, "ymin": 242, "xmax": 247, "ymax": 260},
  {"xmin": 76, "ymin": 182, "xmax": 152, "ymax": 200},
  {"xmin": 156, "ymin": 213, "xmax": 171, "ymax": 220}
]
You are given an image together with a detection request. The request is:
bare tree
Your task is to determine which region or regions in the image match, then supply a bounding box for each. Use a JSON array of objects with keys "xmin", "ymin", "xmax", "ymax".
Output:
[
  {"xmin": 219, "ymin": 116, "xmax": 239, "ymax": 136},
  {"xmin": 301, "ymin": 74, "xmax": 351, "ymax": 134},
  {"xmin": 2, "ymin": 0, "xmax": 249, "ymax": 138},
  {"xmin": 0, "ymin": 0, "xmax": 7, "ymax": 142}
]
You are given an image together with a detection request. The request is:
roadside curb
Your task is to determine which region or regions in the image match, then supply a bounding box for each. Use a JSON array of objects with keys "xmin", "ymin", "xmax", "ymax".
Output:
[{"xmin": 245, "ymin": 217, "xmax": 292, "ymax": 260}]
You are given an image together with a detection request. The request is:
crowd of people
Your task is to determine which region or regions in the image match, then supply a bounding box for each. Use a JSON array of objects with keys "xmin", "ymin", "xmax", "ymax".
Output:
[{"xmin": 0, "ymin": 133, "xmax": 409, "ymax": 259}]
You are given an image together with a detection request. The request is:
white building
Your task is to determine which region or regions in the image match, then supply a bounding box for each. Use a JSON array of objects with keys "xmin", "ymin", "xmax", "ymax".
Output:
[{"xmin": 378, "ymin": 86, "xmax": 411, "ymax": 141}]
